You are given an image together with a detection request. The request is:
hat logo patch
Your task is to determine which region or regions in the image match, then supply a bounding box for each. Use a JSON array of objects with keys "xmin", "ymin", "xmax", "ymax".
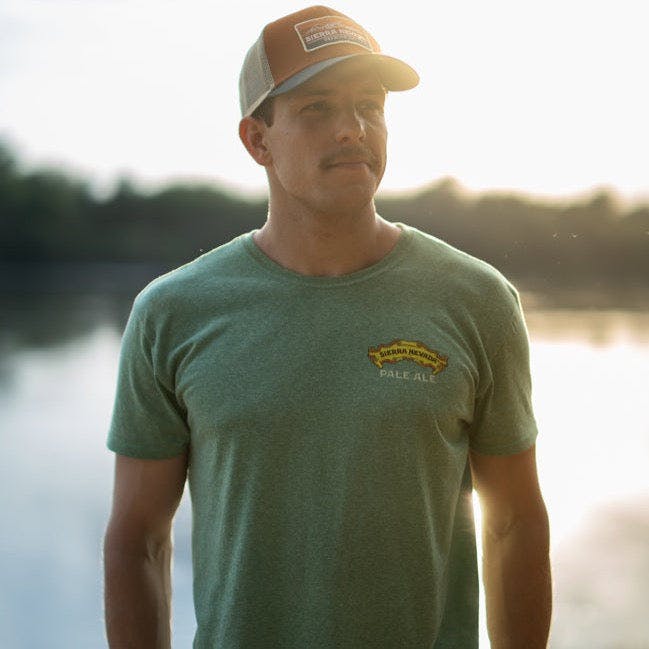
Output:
[{"xmin": 294, "ymin": 16, "xmax": 373, "ymax": 53}]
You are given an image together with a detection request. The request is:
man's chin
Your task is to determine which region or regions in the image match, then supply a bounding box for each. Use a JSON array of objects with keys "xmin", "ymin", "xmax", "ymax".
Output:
[{"xmin": 315, "ymin": 183, "xmax": 379, "ymax": 216}]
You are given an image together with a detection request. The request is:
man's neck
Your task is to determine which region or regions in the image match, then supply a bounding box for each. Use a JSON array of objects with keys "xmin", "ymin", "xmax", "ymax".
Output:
[{"xmin": 253, "ymin": 204, "xmax": 401, "ymax": 277}]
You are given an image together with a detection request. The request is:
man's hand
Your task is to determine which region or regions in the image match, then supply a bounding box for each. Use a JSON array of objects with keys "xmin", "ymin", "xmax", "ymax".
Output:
[
  {"xmin": 104, "ymin": 453, "xmax": 188, "ymax": 648},
  {"xmin": 470, "ymin": 445, "xmax": 552, "ymax": 648}
]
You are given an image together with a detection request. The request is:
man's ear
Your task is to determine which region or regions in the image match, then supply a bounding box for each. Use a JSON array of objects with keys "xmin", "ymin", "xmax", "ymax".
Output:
[{"xmin": 239, "ymin": 117, "xmax": 272, "ymax": 167}]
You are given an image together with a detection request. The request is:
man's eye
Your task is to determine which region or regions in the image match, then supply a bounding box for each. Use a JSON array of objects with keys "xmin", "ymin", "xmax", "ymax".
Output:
[
  {"xmin": 303, "ymin": 101, "xmax": 329, "ymax": 113},
  {"xmin": 360, "ymin": 101, "xmax": 384, "ymax": 113}
]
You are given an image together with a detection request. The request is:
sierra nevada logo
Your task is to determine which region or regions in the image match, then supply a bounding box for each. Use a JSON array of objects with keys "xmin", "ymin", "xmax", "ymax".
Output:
[{"xmin": 368, "ymin": 339, "xmax": 448, "ymax": 374}]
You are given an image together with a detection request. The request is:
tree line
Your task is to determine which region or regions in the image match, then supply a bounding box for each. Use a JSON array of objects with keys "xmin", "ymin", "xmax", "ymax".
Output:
[{"xmin": 1, "ymin": 141, "xmax": 648, "ymax": 293}]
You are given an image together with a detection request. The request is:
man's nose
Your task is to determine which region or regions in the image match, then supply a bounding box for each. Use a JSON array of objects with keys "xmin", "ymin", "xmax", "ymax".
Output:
[{"xmin": 334, "ymin": 107, "xmax": 366, "ymax": 143}]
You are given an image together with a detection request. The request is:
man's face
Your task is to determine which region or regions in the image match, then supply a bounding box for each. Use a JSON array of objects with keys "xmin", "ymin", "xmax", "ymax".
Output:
[{"xmin": 261, "ymin": 58, "xmax": 388, "ymax": 216}]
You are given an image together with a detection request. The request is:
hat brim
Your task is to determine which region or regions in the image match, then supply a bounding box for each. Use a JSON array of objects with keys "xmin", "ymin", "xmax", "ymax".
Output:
[{"xmin": 269, "ymin": 53, "xmax": 419, "ymax": 97}]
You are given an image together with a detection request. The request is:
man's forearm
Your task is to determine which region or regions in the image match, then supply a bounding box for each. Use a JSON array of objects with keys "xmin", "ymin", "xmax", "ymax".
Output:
[
  {"xmin": 104, "ymin": 535, "xmax": 173, "ymax": 649},
  {"xmin": 482, "ymin": 511, "xmax": 552, "ymax": 649}
]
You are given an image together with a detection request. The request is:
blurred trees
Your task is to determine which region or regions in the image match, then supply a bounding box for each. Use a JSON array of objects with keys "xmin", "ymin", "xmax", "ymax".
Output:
[
  {"xmin": 377, "ymin": 178, "xmax": 649, "ymax": 293},
  {"xmin": 1, "ymin": 140, "xmax": 648, "ymax": 293},
  {"xmin": 0, "ymin": 142, "xmax": 265, "ymax": 265}
]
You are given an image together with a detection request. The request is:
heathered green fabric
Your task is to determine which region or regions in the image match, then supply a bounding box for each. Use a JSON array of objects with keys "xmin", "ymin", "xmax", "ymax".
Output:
[{"xmin": 108, "ymin": 223, "xmax": 538, "ymax": 648}]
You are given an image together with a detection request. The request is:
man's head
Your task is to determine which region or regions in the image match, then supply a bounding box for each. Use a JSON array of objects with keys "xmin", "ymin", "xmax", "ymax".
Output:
[
  {"xmin": 238, "ymin": 6, "xmax": 418, "ymax": 216},
  {"xmin": 239, "ymin": 5, "xmax": 419, "ymax": 118}
]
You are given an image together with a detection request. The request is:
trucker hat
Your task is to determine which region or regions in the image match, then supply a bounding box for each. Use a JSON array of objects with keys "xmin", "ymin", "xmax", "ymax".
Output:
[{"xmin": 239, "ymin": 5, "xmax": 419, "ymax": 117}]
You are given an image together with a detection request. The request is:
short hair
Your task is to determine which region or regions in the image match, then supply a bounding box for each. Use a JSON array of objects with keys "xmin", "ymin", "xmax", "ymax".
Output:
[{"xmin": 251, "ymin": 97, "xmax": 274, "ymax": 127}]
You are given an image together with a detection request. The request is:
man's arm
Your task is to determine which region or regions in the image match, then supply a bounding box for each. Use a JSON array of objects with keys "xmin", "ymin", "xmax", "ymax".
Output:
[
  {"xmin": 104, "ymin": 452, "xmax": 188, "ymax": 649},
  {"xmin": 469, "ymin": 445, "xmax": 552, "ymax": 649}
]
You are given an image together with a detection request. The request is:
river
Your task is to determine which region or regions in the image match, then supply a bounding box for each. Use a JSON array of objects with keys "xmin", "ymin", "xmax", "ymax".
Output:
[{"xmin": 1, "ymin": 292, "xmax": 647, "ymax": 648}]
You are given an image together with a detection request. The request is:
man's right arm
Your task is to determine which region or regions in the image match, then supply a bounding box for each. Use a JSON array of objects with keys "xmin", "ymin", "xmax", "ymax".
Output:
[{"xmin": 104, "ymin": 452, "xmax": 188, "ymax": 649}]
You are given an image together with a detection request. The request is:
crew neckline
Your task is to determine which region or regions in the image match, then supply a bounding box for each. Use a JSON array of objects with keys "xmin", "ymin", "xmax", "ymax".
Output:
[{"xmin": 241, "ymin": 222, "xmax": 413, "ymax": 287}]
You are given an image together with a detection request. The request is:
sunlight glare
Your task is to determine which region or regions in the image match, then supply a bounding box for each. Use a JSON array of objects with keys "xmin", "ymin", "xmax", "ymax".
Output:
[{"xmin": 1, "ymin": 0, "xmax": 647, "ymax": 199}]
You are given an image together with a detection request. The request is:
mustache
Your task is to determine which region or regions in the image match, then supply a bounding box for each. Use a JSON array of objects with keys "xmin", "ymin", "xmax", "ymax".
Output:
[{"xmin": 320, "ymin": 146, "xmax": 379, "ymax": 169}]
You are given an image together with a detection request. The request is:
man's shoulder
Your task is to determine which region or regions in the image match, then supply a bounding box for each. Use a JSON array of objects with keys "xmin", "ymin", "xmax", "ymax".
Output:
[
  {"xmin": 402, "ymin": 224, "xmax": 516, "ymax": 296},
  {"xmin": 399, "ymin": 223, "xmax": 526, "ymax": 348},
  {"xmin": 132, "ymin": 232, "xmax": 253, "ymax": 315}
]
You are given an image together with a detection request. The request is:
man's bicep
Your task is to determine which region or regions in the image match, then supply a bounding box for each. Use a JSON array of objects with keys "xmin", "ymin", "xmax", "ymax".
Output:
[
  {"xmin": 469, "ymin": 445, "xmax": 546, "ymax": 530},
  {"xmin": 107, "ymin": 452, "xmax": 188, "ymax": 545}
]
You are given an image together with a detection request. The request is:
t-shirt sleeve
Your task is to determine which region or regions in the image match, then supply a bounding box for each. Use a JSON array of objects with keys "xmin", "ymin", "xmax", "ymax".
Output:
[
  {"xmin": 468, "ymin": 288, "xmax": 538, "ymax": 455},
  {"xmin": 107, "ymin": 298, "xmax": 190, "ymax": 459}
]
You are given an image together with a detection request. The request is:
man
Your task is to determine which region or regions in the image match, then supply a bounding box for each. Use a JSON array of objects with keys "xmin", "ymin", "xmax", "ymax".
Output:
[{"xmin": 104, "ymin": 6, "xmax": 551, "ymax": 648}]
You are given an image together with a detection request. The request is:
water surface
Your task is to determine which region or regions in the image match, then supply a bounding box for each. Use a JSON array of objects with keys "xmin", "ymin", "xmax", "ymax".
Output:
[{"xmin": 1, "ymin": 296, "xmax": 647, "ymax": 648}]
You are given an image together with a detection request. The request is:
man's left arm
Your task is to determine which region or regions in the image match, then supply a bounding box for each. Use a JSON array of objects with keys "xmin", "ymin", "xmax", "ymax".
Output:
[{"xmin": 470, "ymin": 444, "xmax": 552, "ymax": 649}]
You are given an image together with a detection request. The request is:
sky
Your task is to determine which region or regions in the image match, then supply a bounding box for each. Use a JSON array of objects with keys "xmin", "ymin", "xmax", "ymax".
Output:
[{"xmin": 1, "ymin": 0, "xmax": 647, "ymax": 201}]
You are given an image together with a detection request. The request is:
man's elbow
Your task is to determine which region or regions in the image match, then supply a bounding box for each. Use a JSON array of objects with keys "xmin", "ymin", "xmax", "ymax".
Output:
[
  {"xmin": 482, "ymin": 499, "xmax": 550, "ymax": 548},
  {"xmin": 103, "ymin": 520, "xmax": 173, "ymax": 564}
]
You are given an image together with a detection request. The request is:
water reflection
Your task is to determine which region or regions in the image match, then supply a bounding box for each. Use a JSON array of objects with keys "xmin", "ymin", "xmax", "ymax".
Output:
[
  {"xmin": 525, "ymin": 307, "xmax": 649, "ymax": 346},
  {"xmin": 524, "ymin": 308, "xmax": 649, "ymax": 648},
  {"xmin": 1, "ymin": 292, "xmax": 647, "ymax": 648},
  {"xmin": 0, "ymin": 327, "xmax": 120, "ymax": 648},
  {"xmin": 551, "ymin": 496, "xmax": 649, "ymax": 649},
  {"xmin": 0, "ymin": 293, "xmax": 132, "ymax": 353}
]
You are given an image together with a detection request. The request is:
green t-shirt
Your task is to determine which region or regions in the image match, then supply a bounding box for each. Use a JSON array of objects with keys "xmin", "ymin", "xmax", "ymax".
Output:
[{"xmin": 108, "ymin": 223, "xmax": 537, "ymax": 648}]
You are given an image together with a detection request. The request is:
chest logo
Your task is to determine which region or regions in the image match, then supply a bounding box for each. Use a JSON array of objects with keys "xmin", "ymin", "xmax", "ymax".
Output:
[{"xmin": 368, "ymin": 339, "xmax": 448, "ymax": 374}]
